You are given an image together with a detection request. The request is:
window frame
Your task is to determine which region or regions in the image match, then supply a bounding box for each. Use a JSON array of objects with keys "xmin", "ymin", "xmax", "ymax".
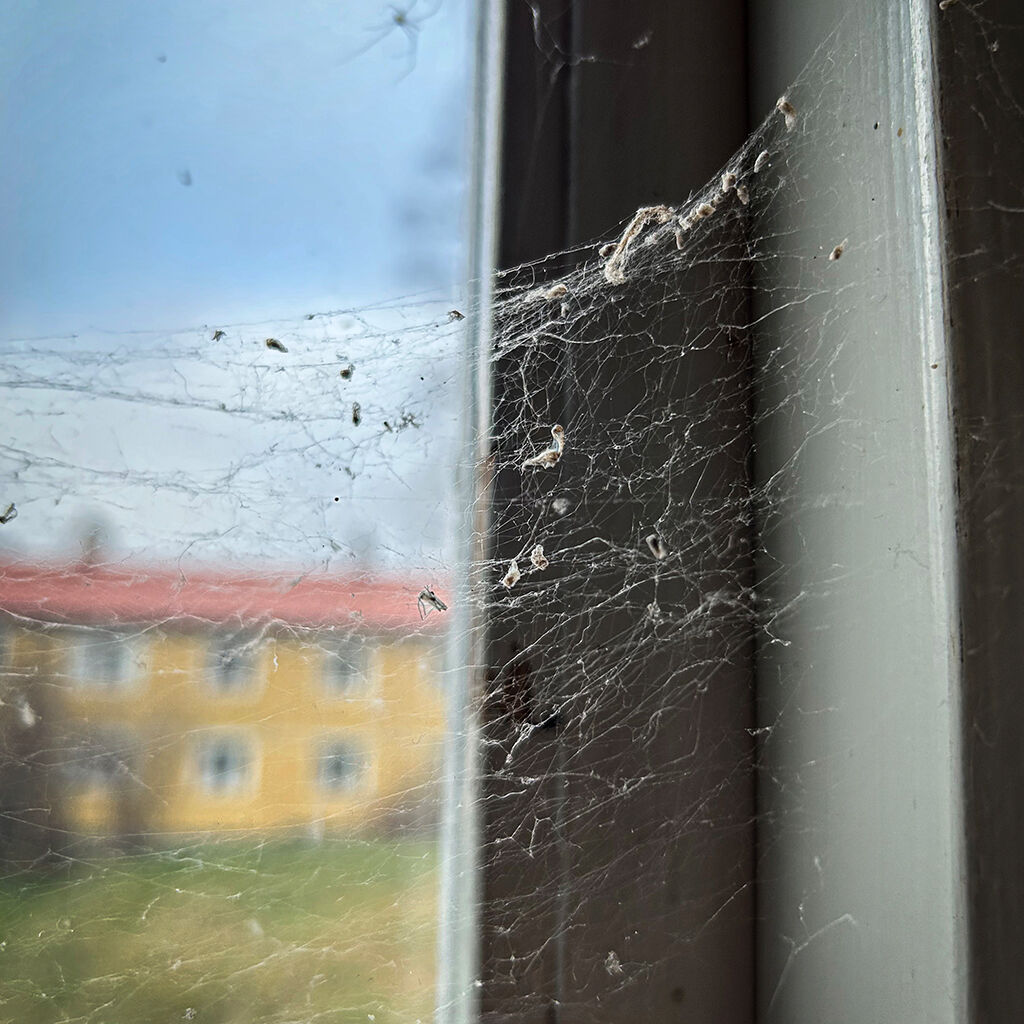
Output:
[{"xmin": 460, "ymin": 1, "xmax": 1024, "ymax": 1022}]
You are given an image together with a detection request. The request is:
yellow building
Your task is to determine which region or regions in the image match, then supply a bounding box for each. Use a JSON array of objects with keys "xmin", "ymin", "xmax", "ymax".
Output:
[{"xmin": 0, "ymin": 561, "xmax": 447, "ymax": 849}]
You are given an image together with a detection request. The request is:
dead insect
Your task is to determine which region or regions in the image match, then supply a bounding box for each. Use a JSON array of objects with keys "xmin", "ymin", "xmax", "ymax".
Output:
[
  {"xmin": 754, "ymin": 150, "xmax": 770, "ymax": 173},
  {"xmin": 502, "ymin": 559, "xmax": 522, "ymax": 590},
  {"xmin": 0, "ymin": 502, "xmax": 17, "ymax": 525},
  {"xmin": 417, "ymin": 587, "xmax": 448, "ymax": 619},
  {"xmin": 305, "ymin": 313, "xmax": 315, "ymax": 320},
  {"xmin": 599, "ymin": 242, "xmax": 617, "ymax": 259},
  {"xmin": 352, "ymin": 402, "xmax": 362, "ymax": 426},
  {"xmin": 530, "ymin": 544, "xmax": 550, "ymax": 571},
  {"xmin": 828, "ymin": 238, "xmax": 848, "ymax": 261},
  {"xmin": 448, "ymin": 309, "xmax": 465, "ymax": 322},
  {"xmin": 646, "ymin": 533, "xmax": 669, "ymax": 560},
  {"xmin": 339, "ymin": 364, "xmax": 354, "ymax": 380},
  {"xmin": 521, "ymin": 424, "xmax": 566, "ymax": 471},
  {"xmin": 211, "ymin": 329, "xmax": 226, "ymax": 341},
  {"xmin": 543, "ymin": 283, "xmax": 569, "ymax": 301},
  {"xmin": 776, "ymin": 96, "xmax": 798, "ymax": 131},
  {"xmin": 736, "ymin": 183, "xmax": 751, "ymax": 206},
  {"xmin": 265, "ymin": 337, "xmax": 288, "ymax": 353}
]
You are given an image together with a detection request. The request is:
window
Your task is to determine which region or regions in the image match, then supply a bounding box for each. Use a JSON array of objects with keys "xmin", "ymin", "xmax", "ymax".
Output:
[
  {"xmin": 66, "ymin": 733, "xmax": 136, "ymax": 789},
  {"xmin": 195, "ymin": 733, "xmax": 256, "ymax": 796},
  {"xmin": 68, "ymin": 630, "xmax": 143, "ymax": 690},
  {"xmin": 205, "ymin": 636, "xmax": 260, "ymax": 695},
  {"xmin": 317, "ymin": 736, "xmax": 369, "ymax": 793},
  {"xmin": 3, "ymin": 2, "xmax": 1021, "ymax": 1023},
  {"xmin": 0, "ymin": 3, "xmax": 472, "ymax": 1021},
  {"xmin": 320, "ymin": 642, "xmax": 370, "ymax": 697}
]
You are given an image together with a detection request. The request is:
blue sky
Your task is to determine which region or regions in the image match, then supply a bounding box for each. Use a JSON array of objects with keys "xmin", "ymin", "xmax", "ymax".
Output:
[{"xmin": 0, "ymin": 0, "xmax": 470, "ymax": 336}]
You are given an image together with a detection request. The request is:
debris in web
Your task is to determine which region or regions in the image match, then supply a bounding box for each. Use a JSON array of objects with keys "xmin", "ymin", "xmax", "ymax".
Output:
[
  {"xmin": 604, "ymin": 950, "xmax": 624, "ymax": 977},
  {"xmin": 777, "ymin": 95, "xmax": 798, "ymax": 130},
  {"xmin": 603, "ymin": 204, "xmax": 674, "ymax": 284},
  {"xmin": 521, "ymin": 425, "xmax": 566, "ymax": 471},
  {"xmin": 501, "ymin": 560, "xmax": 521, "ymax": 589},
  {"xmin": 646, "ymin": 534, "xmax": 669, "ymax": 560}
]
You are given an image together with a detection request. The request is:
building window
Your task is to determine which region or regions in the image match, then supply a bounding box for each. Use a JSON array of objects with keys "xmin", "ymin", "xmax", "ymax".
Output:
[
  {"xmin": 66, "ymin": 733, "xmax": 135, "ymax": 789},
  {"xmin": 317, "ymin": 737, "xmax": 368, "ymax": 793},
  {"xmin": 69, "ymin": 631, "xmax": 142, "ymax": 689},
  {"xmin": 205, "ymin": 636, "xmax": 259, "ymax": 695},
  {"xmin": 321, "ymin": 642, "xmax": 369, "ymax": 697},
  {"xmin": 196, "ymin": 733, "xmax": 255, "ymax": 795}
]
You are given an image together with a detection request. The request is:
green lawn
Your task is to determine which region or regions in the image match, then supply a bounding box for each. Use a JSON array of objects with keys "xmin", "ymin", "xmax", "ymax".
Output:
[{"xmin": 0, "ymin": 839, "xmax": 439, "ymax": 1024}]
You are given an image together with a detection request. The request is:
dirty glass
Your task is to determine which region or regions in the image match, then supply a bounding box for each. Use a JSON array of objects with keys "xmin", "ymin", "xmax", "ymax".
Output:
[{"xmin": 0, "ymin": 2, "xmax": 470, "ymax": 1022}]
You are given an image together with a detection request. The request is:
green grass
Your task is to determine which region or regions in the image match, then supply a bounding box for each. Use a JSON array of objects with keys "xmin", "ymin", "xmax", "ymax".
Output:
[{"xmin": 0, "ymin": 838, "xmax": 439, "ymax": 1024}]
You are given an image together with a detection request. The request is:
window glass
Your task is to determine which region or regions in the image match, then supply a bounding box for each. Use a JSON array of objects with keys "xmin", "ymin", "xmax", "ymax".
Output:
[{"xmin": 0, "ymin": 3, "xmax": 471, "ymax": 1023}]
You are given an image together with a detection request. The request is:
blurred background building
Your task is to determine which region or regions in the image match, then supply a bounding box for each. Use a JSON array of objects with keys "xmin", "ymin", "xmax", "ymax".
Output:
[{"xmin": 0, "ymin": 561, "xmax": 446, "ymax": 862}]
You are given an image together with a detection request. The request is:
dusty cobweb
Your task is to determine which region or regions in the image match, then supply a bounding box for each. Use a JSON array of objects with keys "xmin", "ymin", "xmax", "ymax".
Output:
[{"xmin": 0, "ymin": 5, "xmax": 1013, "ymax": 1023}]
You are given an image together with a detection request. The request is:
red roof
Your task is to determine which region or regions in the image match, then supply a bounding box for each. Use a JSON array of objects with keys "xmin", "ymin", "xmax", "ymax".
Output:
[{"xmin": 0, "ymin": 562, "xmax": 446, "ymax": 632}]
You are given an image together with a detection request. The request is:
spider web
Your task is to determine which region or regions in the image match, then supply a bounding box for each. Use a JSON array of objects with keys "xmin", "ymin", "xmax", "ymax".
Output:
[{"xmin": 0, "ymin": 3, "xmax": 1012, "ymax": 1023}]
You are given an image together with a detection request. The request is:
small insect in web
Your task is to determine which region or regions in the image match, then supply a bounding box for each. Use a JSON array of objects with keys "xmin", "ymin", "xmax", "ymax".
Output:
[
  {"xmin": 522, "ymin": 425, "xmax": 565, "ymax": 471},
  {"xmin": 417, "ymin": 587, "xmax": 447, "ymax": 619},
  {"xmin": 265, "ymin": 337, "xmax": 288, "ymax": 353},
  {"xmin": 348, "ymin": 0, "xmax": 443, "ymax": 81},
  {"xmin": 530, "ymin": 544, "xmax": 549, "ymax": 571},
  {"xmin": 754, "ymin": 150, "xmax": 770, "ymax": 173},
  {"xmin": 339, "ymin": 364, "xmax": 354, "ymax": 380},
  {"xmin": 352, "ymin": 402, "xmax": 362, "ymax": 426},
  {"xmin": 736, "ymin": 183, "xmax": 751, "ymax": 206},
  {"xmin": 211, "ymin": 329, "xmax": 226, "ymax": 341},
  {"xmin": 448, "ymin": 309, "xmax": 465, "ymax": 322},
  {"xmin": 0, "ymin": 502, "xmax": 17, "ymax": 525}
]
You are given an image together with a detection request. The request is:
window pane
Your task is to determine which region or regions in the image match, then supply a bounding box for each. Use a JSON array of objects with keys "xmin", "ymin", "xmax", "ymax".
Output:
[{"xmin": 0, "ymin": 3, "xmax": 471, "ymax": 1022}]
